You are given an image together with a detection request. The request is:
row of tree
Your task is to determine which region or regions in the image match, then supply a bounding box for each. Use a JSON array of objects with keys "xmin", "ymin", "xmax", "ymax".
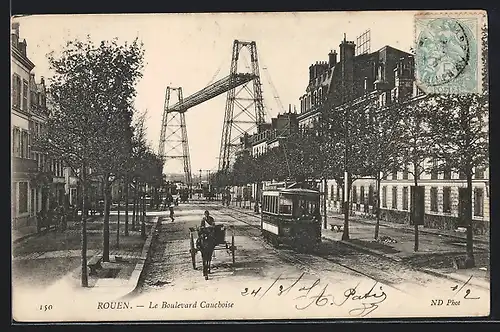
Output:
[
  {"xmin": 215, "ymin": 26, "xmax": 489, "ymax": 267},
  {"xmin": 34, "ymin": 37, "xmax": 164, "ymax": 287}
]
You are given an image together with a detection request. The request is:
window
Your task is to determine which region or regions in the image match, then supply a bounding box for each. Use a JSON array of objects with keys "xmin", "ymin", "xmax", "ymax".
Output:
[
  {"xmin": 360, "ymin": 186, "xmax": 365, "ymax": 204},
  {"xmin": 431, "ymin": 159, "xmax": 438, "ymax": 180},
  {"xmin": 430, "ymin": 187, "xmax": 438, "ymax": 212},
  {"xmin": 352, "ymin": 186, "xmax": 357, "ymax": 203},
  {"xmin": 382, "ymin": 186, "xmax": 387, "ymax": 208},
  {"xmin": 18, "ymin": 182, "xmax": 28, "ymax": 214},
  {"xmin": 392, "ymin": 187, "xmax": 398, "ymax": 209},
  {"xmin": 12, "ymin": 127, "xmax": 21, "ymax": 157},
  {"xmin": 21, "ymin": 130, "xmax": 29, "ymax": 158},
  {"xmin": 475, "ymin": 167, "xmax": 485, "ymax": 180},
  {"xmin": 336, "ymin": 185, "xmax": 341, "ymax": 202},
  {"xmin": 459, "ymin": 171, "xmax": 466, "ymax": 180},
  {"xmin": 443, "ymin": 187, "xmax": 451, "ymax": 213},
  {"xmin": 330, "ymin": 185, "xmax": 334, "ymax": 201},
  {"xmin": 22, "ymin": 79, "xmax": 29, "ymax": 111},
  {"xmin": 279, "ymin": 196, "xmax": 293, "ymax": 215},
  {"xmin": 403, "ymin": 165, "xmax": 409, "ymax": 180},
  {"xmin": 368, "ymin": 185, "xmax": 374, "ymax": 206},
  {"xmin": 392, "ymin": 169, "xmax": 397, "ymax": 180},
  {"xmin": 444, "ymin": 166, "xmax": 452, "ymax": 180},
  {"xmin": 402, "ymin": 187, "xmax": 409, "ymax": 210},
  {"xmin": 12, "ymin": 74, "xmax": 22, "ymax": 108},
  {"xmin": 474, "ymin": 188, "xmax": 484, "ymax": 217}
]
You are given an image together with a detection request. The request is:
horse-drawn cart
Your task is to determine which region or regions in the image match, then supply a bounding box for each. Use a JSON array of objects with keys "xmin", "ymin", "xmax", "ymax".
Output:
[{"xmin": 189, "ymin": 224, "xmax": 236, "ymax": 279}]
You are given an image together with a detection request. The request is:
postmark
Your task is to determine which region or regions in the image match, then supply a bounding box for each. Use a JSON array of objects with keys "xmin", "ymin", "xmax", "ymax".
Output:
[{"xmin": 414, "ymin": 11, "xmax": 484, "ymax": 94}]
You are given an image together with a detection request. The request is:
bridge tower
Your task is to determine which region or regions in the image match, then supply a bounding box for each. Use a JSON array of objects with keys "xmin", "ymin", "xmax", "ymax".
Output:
[
  {"xmin": 158, "ymin": 87, "xmax": 193, "ymax": 187},
  {"xmin": 218, "ymin": 40, "xmax": 266, "ymax": 174}
]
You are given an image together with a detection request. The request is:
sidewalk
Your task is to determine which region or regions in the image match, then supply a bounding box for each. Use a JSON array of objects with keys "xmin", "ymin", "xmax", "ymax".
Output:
[
  {"xmin": 223, "ymin": 203, "xmax": 490, "ymax": 287},
  {"xmin": 326, "ymin": 211, "xmax": 489, "ymax": 245},
  {"xmin": 12, "ymin": 214, "xmax": 161, "ymax": 299}
]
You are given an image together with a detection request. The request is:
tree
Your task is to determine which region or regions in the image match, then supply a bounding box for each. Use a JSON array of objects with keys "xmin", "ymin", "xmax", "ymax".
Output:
[
  {"xmin": 36, "ymin": 36, "xmax": 145, "ymax": 287},
  {"xmin": 64, "ymin": 38, "xmax": 144, "ymax": 262},
  {"xmin": 428, "ymin": 91, "xmax": 488, "ymax": 268},
  {"xmin": 326, "ymin": 97, "xmax": 376, "ymax": 240},
  {"xmin": 397, "ymin": 95, "xmax": 434, "ymax": 251},
  {"xmin": 362, "ymin": 99, "xmax": 407, "ymax": 239}
]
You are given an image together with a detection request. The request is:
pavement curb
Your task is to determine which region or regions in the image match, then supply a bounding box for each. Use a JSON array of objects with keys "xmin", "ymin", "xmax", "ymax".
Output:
[{"xmin": 120, "ymin": 216, "xmax": 161, "ymax": 299}]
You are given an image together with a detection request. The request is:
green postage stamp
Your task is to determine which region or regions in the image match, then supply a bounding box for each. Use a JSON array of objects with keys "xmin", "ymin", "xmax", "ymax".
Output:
[{"xmin": 414, "ymin": 11, "xmax": 486, "ymax": 94}]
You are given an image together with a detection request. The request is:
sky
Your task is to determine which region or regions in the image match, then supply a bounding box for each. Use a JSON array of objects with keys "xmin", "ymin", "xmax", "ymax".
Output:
[{"xmin": 13, "ymin": 11, "xmax": 415, "ymax": 177}]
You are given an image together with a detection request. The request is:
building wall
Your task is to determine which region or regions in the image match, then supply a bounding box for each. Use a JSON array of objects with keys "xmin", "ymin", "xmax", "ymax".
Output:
[
  {"xmin": 11, "ymin": 22, "xmax": 70, "ymax": 230},
  {"xmin": 325, "ymin": 166, "xmax": 490, "ymax": 233}
]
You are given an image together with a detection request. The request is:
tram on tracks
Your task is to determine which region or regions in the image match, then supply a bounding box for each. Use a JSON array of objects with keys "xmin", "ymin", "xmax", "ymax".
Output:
[{"xmin": 260, "ymin": 182, "xmax": 322, "ymax": 251}]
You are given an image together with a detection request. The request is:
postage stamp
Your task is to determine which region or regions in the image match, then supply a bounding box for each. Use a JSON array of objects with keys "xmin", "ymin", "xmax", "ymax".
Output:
[{"xmin": 414, "ymin": 11, "xmax": 486, "ymax": 94}]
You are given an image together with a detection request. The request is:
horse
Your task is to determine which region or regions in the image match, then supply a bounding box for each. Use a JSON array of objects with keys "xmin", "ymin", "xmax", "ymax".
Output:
[{"xmin": 196, "ymin": 227, "xmax": 217, "ymax": 280}]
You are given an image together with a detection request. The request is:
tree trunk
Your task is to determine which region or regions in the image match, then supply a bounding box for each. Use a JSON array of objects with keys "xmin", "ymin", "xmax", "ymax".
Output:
[
  {"xmin": 80, "ymin": 163, "xmax": 88, "ymax": 287},
  {"xmin": 413, "ymin": 167, "xmax": 419, "ymax": 252},
  {"xmin": 132, "ymin": 183, "xmax": 137, "ymax": 231},
  {"xmin": 117, "ymin": 189, "xmax": 120, "ymax": 249},
  {"xmin": 323, "ymin": 177, "xmax": 327, "ymax": 229},
  {"xmin": 465, "ymin": 170, "xmax": 475, "ymax": 268},
  {"xmin": 141, "ymin": 184, "xmax": 146, "ymax": 239},
  {"xmin": 374, "ymin": 173, "xmax": 381, "ymax": 240},
  {"xmin": 62, "ymin": 192, "xmax": 69, "ymax": 231},
  {"xmin": 342, "ymin": 173, "xmax": 350, "ymax": 241},
  {"xmin": 102, "ymin": 178, "xmax": 111, "ymax": 262},
  {"xmin": 124, "ymin": 177, "xmax": 129, "ymax": 236}
]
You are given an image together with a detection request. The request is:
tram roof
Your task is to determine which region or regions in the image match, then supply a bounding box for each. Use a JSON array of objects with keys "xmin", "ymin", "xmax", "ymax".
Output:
[
  {"xmin": 262, "ymin": 188, "xmax": 320, "ymax": 196},
  {"xmin": 281, "ymin": 188, "xmax": 320, "ymax": 195}
]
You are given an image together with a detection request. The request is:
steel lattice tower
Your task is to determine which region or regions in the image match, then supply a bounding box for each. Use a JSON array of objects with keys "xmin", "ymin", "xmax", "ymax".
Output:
[
  {"xmin": 158, "ymin": 87, "xmax": 193, "ymax": 187},
  {"xmin": 218, "ymin": 40, "xmax": 266, "ymax": 174}
]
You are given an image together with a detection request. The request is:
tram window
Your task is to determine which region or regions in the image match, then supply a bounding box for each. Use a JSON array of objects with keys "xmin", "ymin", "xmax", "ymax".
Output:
[
  {"xmin": 293, "ymin": 198, "xmax": 320, "ymax": 218},
  {"xmin": 279, "ymin": 196, "xmax": 293, "ymax": 215}
]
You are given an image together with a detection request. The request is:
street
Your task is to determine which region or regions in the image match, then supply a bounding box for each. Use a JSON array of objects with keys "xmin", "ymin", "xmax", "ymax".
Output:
[{"xmin": 134, "ymin": 200, "xmax": 490, "ymax": 319}]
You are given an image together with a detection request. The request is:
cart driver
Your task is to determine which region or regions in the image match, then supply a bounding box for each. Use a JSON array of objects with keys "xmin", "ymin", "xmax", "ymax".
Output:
[{"xmin": 201, "ymin": 210, "xmax": 215, "ymax": 227}]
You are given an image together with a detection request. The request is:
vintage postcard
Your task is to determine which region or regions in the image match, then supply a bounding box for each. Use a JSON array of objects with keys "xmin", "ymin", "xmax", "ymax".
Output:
[{"xmin": 11, "ymin": 10, "xmax": 490, "ymax": 322}]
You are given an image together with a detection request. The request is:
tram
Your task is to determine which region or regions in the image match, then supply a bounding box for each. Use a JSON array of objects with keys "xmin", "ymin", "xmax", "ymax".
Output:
[{"xmin": 260, "ymin": 183, "xmax": 322, "ymax": 250}]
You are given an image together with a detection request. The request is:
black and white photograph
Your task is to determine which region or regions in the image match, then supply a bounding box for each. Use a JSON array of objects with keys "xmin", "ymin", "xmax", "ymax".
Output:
[{"xmin": 11, "ymin": 11, "xmax": 490, "ymax": 322}]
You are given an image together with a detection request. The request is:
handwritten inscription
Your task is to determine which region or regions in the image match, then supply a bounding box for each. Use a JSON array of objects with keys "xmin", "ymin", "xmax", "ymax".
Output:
[
  {"xmin": 241, "ymin": 273, "xmax": 387, "ymax": 317},
  {"xmin": 429, "ymin": 276, "xmax": 481, "ymax": 306}
]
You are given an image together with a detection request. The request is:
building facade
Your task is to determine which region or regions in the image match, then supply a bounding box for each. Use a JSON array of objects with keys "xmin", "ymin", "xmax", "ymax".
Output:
[
  {"xmin": 11, "ymin": 22, "xmax": 72, "ymax": 230},
  {"xmin": 298, "ymin": 35, "xmax": 489, "ymax": 233}
]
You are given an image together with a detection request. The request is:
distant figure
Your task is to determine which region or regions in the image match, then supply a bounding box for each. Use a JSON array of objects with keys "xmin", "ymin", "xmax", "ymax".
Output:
[{"xmin": 169, "ymin": 204, "xmax": 175, "ymax": 222}]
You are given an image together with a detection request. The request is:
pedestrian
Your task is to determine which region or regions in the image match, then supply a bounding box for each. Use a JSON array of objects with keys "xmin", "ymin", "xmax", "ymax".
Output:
[{"xmin": 169, "ymin": 204, "xmax": 175, "ymax": 222}]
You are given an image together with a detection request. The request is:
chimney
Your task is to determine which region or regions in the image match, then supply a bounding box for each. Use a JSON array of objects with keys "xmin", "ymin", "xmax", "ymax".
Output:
[
  {"xmin": 309, "ymin": 64, "xmax": 314, "ymax": 81},
  {"xmin": 339, "ymin": 39, "xmax": 355, "ymax": 63},
  {"xmin": 328, "ymin": 50, "xmax": 337, "ymax": 67},
  {"xmin": 11, "ymin": 23, "xmax": 19, "ymax": 49},
  {"xmin": 19, "ymin": 39, "xmax": 27, "ymax": 56}
]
